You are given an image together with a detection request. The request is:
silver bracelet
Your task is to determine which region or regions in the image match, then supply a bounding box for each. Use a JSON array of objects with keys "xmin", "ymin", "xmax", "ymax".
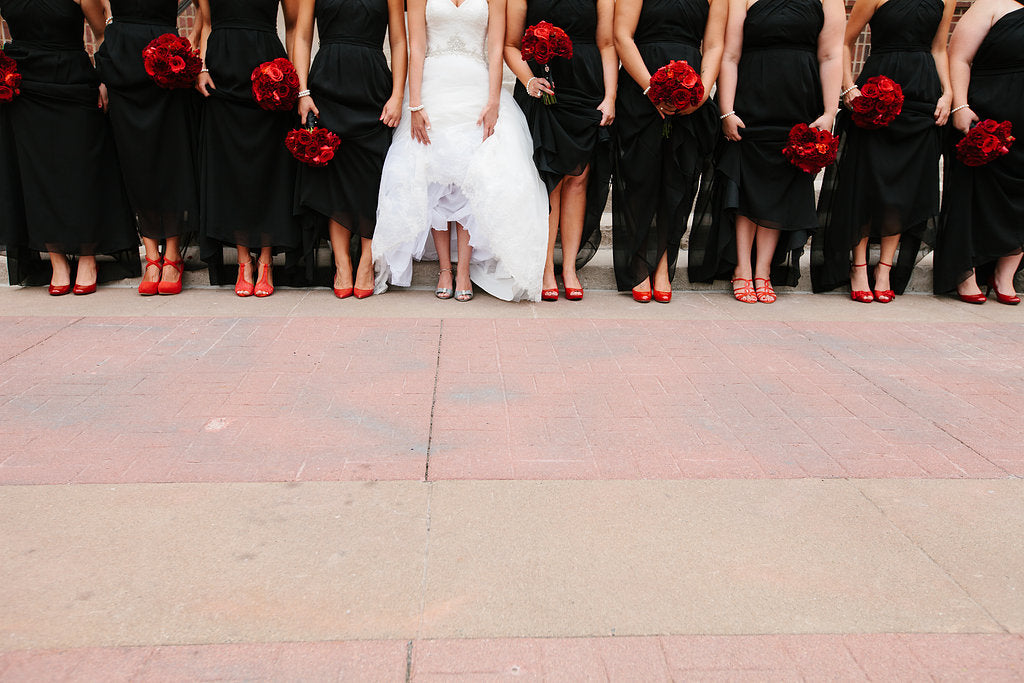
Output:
[
  {"xmin": 297, "ymin": 90, "xmax": 311, "ymax": 98},
  {"xmin": 642, "ymin": 86, "xmax": 651, "ymax": 96},
  {"xmin": 200, "ymin": 67, "xmax": 209, "ymax": 74},
  {"xmin": 526, "ymin": 76, "xmax": 539, "ymax": 98},
  {"xmin": 105, "ymin": 16, "xmax": 114, "ymax": 26},
  {"xmin": 840, "ymin": 86, "xmax": 857, "ymax": 98},
  {"xmin": 408, "ymin": 104, "xmax": 425, "ymax": 113},
  {"xmin": 719, "ymin": 110, "xmax": 736, "ymax": 121},
  {"xmin": 950, "ymin": 104, "xmax": 970, "ymax": 115}
]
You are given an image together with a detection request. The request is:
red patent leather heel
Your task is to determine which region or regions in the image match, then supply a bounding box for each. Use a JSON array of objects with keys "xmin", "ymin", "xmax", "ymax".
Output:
[
  {"xmin": 564, "ymin": 282, "xmax": 584, "ymax": 301},
  {"xmin": 334, "ymin": 287, "xmax": 353, "ymax": 299},
  {"xmin": 158, "ymin": 259, "xmax": 184, "ymax": 295},
  {"xmin": 254, "ymin": 262, "xmax": 274, "ymax": 297},
  {"xmin": 48, "ymin": 284, "xmax": 71, "ymax": 296},
  {"xmin": 652, "ymin": 289, "xmax": 672, "ymax": 303},
  {"xmin": 632, "ymin": 286, "xmax": 651, "ymax": 303},
  {"xmin": 873, "ymin": 262, "xmax": 895, "ymax": 304},
  {"xmin": 235, "ymin": 259, "xmax": 254, "ymax": 297},
  {"xmin": 353, "ymin": 287, "xmax": 373, "ymax": 299},
  {"xmin": 850, "ymin": 263, "xmax": 873, "ymax": 303},
  {"xmin": 72, "ymin": 282, "xmax": 97, "ymax": 296},
  {"xmin": 958, "ymin": 292, "xmax": 987, "ymax": 304},
  {"xmin": 139, "ymin": 256, "xmax": 162, "ymax": 296},
  {"xmin": 987, "ymin": 277, "xmax": 1021, "ymax": 305},
  {"xmin": 541, "ymin": 288, "xmax": 559, "ymax": 302}
]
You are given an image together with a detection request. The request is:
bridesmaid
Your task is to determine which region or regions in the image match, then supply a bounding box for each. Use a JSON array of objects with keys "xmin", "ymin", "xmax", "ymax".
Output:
[
  {"xmin": 290, "ymin": 0, "xmax": 407, "ymax": 299},
  {"xmin": 0, "ymin": 0, "xmax": 138, "ymax": 294},
  {"xmin": 505, "ymin": 0, "xmax": 617, "ymax": 302},
  {"xmin": 811, "ymin": 0, "xmax": 953, "ymax": 303},
  {"xmin": 688, "ymin": 0, "xmax": 844, "ymax": 303},
  {"xmin": 96, "ymin": 0, "xmax": 202, "ymax": 296},
  {"xmin": 195, "ymin": 0, "xmax": 298, "ymax": 297},
  {"xmin": 612, "ymin": 0, "xmax": 727, "ymax": 303},
  {"xmin": 934, "ymin": 0, "xmax": 1024, "ymax": 304}
]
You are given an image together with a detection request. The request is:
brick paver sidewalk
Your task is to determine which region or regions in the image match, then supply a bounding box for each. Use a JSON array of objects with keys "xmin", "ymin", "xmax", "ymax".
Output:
[{"xmin": 1, "ymin": 288, "xmax": 1022, "ymax": 680}]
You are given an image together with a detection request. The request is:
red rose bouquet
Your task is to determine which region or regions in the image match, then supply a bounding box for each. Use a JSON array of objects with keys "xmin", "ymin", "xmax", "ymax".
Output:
[
  {"xmin": 955, "ymin": 119, "xmax": 1015, "ymax": 167},
  {"xmin": 849, "ymin": 75, "xmax": 904, "ymax": 129},
  {"xmin": 782, "ymin": 123, "xmax": 839, "ymax": 174},
  {"xmin": 142, "ymin": 34, "xmax": 203, "ymax": 89},
  {"xmin": 285, "ymin": 116, "xmax": 341, "ymax": 168},
  {"xmin": 0, "ymin": 51, "xmax": 22, "ymax": 103},
  {"xmin": 520, "ymin": 21, "xmax": 573, "ymax": 105},
  {"xmin": 251, "ymin": 58, "xmax": 300, "ymax": 111},
  {"xmin": 646, "ymin": 60, "xmax": 704, "ymax": 137}
]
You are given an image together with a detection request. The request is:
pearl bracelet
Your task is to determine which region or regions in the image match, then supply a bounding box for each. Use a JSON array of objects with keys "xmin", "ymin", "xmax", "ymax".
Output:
[
  {"xmin": 719, "ymin": 110, "xmax": 736, "ymax": 121},
  {"xmin": 105, "ymin": 16, "xmax": 114, "ymax": 26},
  {"xmin": 298, "ymin": 90, "xmax": 311, "ymax": 99},
  {"xmin": 950, "ymin": 104, "xmax": 970, "ymax": 115},
  {"xmin": 408, "ymin": 104, "xmax": 425, "ymax": 113},
  {"xmin": 200, "ymin": 68, "xmax": 209, "ymax": 74},
  {"xmin": 840, "ymin": 86, "xmax": 857, "ymax": 98},
  {"xmin": 526, "ymin": 77, "xmax": 539, "ymax": 98}
]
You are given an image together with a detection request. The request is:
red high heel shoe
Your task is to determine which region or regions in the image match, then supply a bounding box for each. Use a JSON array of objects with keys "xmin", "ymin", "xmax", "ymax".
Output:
[
  {"xmin": 235, "ymin": 260, "xmax": 254, "ymax": 297},
  {"xmin": 48, "ymin": 284, "xmax": 71, "ymax": 296},
  {"xmin": 850, "ymin": 263, "xmax": 873, "ymax": 303},
  {"xmin": 334, "ymin": 286, "xmax": 353, "ymax": 299},
  {"xmin": 73, "ymin": 281, "xmax": 97, "ymax": 296},
  {"xmin": 254, "ymin": 262, "xmax": 274, "ymax": 297},
  {"xmin": 632, "ymin": 287, "xmax": 651, "ymax": 303},
  {"xmin": 353, "ymin": 287, "xmax": 373, "ymax": 299},
  {"xmin": 563, "ymin": 279, "xmax": 584, "ymax": 301},
  {"xmin": 139, "ymin": 256, "xmax": 162, "ymax": 296},
  {"xmin": 987, "ymin": 277, "xmax": 1021, "ymax": 305},
  {"xmin": 958, "ymin": 292, "xmax": 987, "ymax": 304},
  {"xmin": 873, "ymin": 262, "xmax": 895, "ymax": 303},
  {"xmin": 753, "ymin": 277, "xmax": 777, "ymax": 304},
  {"xmin": 731, "ymin": 277, "xmax": 757, "ymax": 304},
  {"xmin": 541, "ymin": 288, "xmax": 559, "ymax": 301},
  {"xmin": 652, "ymin": 289, "xmax": 672, "ymax": 303},
  {"xmin": 158, "ymin": 258, "xmax": 184, "ymax": 295}
]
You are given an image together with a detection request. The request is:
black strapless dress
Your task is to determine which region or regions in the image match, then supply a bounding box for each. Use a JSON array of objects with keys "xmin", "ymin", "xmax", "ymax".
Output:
[
  {"xmin": 611, "ymin": 0, "xmax": 717, "ymax": 291},
  {"xmin": 688, "ymin": 0, "xmax": 824, "ymax": 286},
  {"xmin": 199, "ymin": 0, "xmax": 298, "ymax": 285},
  {"xmin": 812, "ymin": 0, "xmax": 943, "ymax": 294},
  {"xmin": 934, "ymin": 4, "xmax": 1024, "ymax": 293},
  {"xmin": 513, "ymin": 0, "xmax": 611, "ymax": 269},
  {"xmin": 95, "ymin": 0, "xmax": 200, "ymax": 243},
  {"xmin": 0, "ymin": 0, "xmax": 138, "ymax": 285},
  {"xmin": 292, "ymin": 0, "xmax": 393, "ymax": 286}
]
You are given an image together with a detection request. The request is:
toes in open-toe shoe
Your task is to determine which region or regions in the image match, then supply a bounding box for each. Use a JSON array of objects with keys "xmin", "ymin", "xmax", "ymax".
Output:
[
  {"xmin": 254, "ymin": 262, "xmax": 274, "ymax": 298},
  {"xmin": 235, "ymin": 260, "xmax": 254, "ymax": 297},
  {"xmin": 753, "ymin": 277, "xmax": 777, "ymax": 304},
  {"xmin": 435, "ymin": 268, "xmax": 454, "ymax": 300},
  {"xmin": 731, "ymin": 278, "xmax": 757, "ymax": 304}
]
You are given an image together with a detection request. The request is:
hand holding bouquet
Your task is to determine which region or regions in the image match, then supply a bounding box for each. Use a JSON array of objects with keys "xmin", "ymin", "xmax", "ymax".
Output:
[
  {"xmin": 956, "ymin": 119, "xmax": 1015, "ymax": 167},
  {"xmin": 520, "ymin": 21, "xmax": 573, "ymax": 105},
  {"xmin": 782, "ymin": 123, "xmax": 839, "ymax": 174},
  {"xmin": 285, "ymin": 114, "xmax": 341, "ymax": 168},
  {"xmin": 849, "ymin": 75, "xmax": 903, "ymax": 129},
  {"xmin": 646, "ymin": 60, "xmax": 704, "ymax": 136}
]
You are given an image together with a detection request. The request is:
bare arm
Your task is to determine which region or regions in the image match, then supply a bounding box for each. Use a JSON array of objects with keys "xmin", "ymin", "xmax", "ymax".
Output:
[
  {"xmin": 812, "ymin": 0, "xmax": 845, "ymax": 131},
  {"xmin": 697, "ymin": 0, "xmax": 728, "ymax": 110},
  {"xmin": 289, "ymin": 0, "xmax": 316, "ymax": 123},
  {"xmin": 948, "ymin": 0, "xmax": 999, "ymax": 133},
  {"xmin": 188, "ymin": 1, "xmax": 203, "ymax": 46},
  {"xmin": 720, "ymin": 0, "xmax": 746, "ymax": 141},
  {"xmin": 383, "ymin": 0, "xmax": 408, "ymax": 127},
  {"xmin": 929, "ymin": 0, "xmax": 956, "ymax": 125},
  {"xmin": 407, "ymin": 0, "xmax": 431, "ymax": 144},
  {"xmin": 840, "ymin": 0, "xmax": 876, "ymax": 106},
  {"xmin": 596, "ymin": 0, "xmax": 617, "ymax": 125},
  {"xmin": 478, "ymin": 0, "xmax": 506, "ymax": 140},
  {"xmin": 79, "ymin": 0, "xmax": 108, "ymax": 46},
  {"xmin": 195, "ymin": 0, "xmax": 216, "ymax": 96},
  {"xmin": 504, "ymin": 0, "xmax": 553, "ymax": 97}
]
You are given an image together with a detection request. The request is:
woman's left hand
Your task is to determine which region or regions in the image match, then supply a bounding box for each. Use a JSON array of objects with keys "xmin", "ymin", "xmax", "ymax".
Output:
[
  {"xmin": 934, "ymin": 92, "xmax": 952, "ymax": 127},
  {"xmin": 597, "ymin": 97, "xmax": 615, "ymax": 126},
  {"xmin": 98, "ymin": 83, "xmax": 109, "ymax": 112},
  {"xmin": 809, "ymin": 111, "xmax": 836, "ymax": 133},
  {"xmin": 380, "ymin": 95, "xmax": 403, "ymax": 128},
  {"xmin": 477, "ymin": 100, "xmax": 499, "ymax": 141}
]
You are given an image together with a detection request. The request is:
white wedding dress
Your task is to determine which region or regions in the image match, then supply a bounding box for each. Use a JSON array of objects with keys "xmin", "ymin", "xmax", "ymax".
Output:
[{"xmin": 372, "ymin": 0, "xmax": 548, "ymax": 302}]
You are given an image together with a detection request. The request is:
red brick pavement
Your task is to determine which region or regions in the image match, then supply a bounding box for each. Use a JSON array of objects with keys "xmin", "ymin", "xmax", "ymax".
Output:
[
  {"xmin": 2, "ymin": 635, "xmax": 1023, "ymax": 681},
  {"xmin": 1, "ymin": 316, "xmax": 1021, "ymax": 485}
]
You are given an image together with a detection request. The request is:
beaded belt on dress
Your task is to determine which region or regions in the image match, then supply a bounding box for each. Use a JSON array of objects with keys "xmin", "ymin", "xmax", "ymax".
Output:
[
  {"xmin": 320, "ymin": 35, "xmax": 382, "ymax": 49},
  {"xmin": 425, "ymin": 35, "xmax": 485, "ymax": 62}
]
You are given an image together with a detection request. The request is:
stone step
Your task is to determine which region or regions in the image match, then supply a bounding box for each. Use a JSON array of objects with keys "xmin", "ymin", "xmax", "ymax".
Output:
[{"xmin": 0, "ymin": 234, "xmax": 941, "ymax": 294}]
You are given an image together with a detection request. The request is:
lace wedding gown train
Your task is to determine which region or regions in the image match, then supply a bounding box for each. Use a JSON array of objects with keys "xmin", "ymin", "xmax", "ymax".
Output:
[{"xmin": 372, "ymin": 0, "xmax": 548, "ymax": 302}]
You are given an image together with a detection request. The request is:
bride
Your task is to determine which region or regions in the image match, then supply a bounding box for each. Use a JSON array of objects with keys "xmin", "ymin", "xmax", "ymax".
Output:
[{"xmin": 372, "ymin": 0, "xmax": 549, "ymax": 301}]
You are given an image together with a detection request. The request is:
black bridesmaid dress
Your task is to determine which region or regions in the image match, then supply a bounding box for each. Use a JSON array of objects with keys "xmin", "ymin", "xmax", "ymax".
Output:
[
  {"xmin": 688, "ymin": 0, "xmax": 823, "ymax": 286},
  {"xmin": 933, "ymin": 4, "xmax": 1024, "ymax": 293},
  {"xmin": 812, "ymin": 0, "xmax": 943, "ymax": 295},
  {"xmin": 0, "ymin": 0, "xmax": 138, "ymax": 286},
  {"xmin": 611, "ymin": 0, "xmax": 717, "ymax": 291},
  {"xmin": 513, "ymin": 0, "xmax": 611, "ymax": 269},
  {"xmin": 95, "ymin": 0, "xmax": 200, "ymax": 243},
  {"xmin": 292, "ymin": 0, "xmax": 393, "ymax": 286},
  {"xmin": 199, "ymin": 0, "xmax": 297, "ymax": 284}
]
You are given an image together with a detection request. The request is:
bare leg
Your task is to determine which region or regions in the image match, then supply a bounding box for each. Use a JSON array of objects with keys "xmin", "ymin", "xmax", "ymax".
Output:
[
  {"xmin": 544, "ymin": 183, "xmax": 562, "ymax": 292},
  {"xmin": 142, "ymin": 237, "xmax": 162, "ymax": 284},
  {"xmin": 432, "ymin": 224, "xmax": 454, "ymax": 293},
  {"xmin": 75, "ymin": 255, "xmax": 98, "ymax": 288},
  {"xmin": 161, "ymin": 237, "xmax": 183, "ymax": 285},
  {"xmin": 873, "ymin": 233, "xmax": 900, "ymax": 294},
  {"xmin": 329, "ymin": 220, "xmax": 354, "ymax": 291},
  {"xmin": 753, "ymin": 226, "xmax": 780, "ymax": 303},
  {"xmin": 455, "ymin": 222, "xmax": 473, "ymax": 300},
  {"xmin": 355, "ymin": 237, "xmax": 374, "ymax": 291},
  {"xmin": 49, "ymin": 252, "xmax": 71, "ymax": 288},
  {"xmin": 651, "ymin": 250, "xmax": 671, "ymax": 293},
  {"xmin": 236, "ymin": 245, "xmax": 254, "ymax": 286},
  {"xmin": 851, "ymin": 236, "xmax": 870, "ymax": 292},
  {"xmin": 732, "ymin": 215, "xmax": 756, "ymax": 298},
  {"xmin": 957, "ymin": 268, "xmax": 983, "ymax": 297},
  {"xmin": 994, "ymin": 253, "xmax": 1024, "ymax": 294},
  {"xmin": 558, "ymin": 166, "xmax": 590, "ymax": 291},
  {"xmin": 257, "ymin": 246, "xmax": 273, "ymax": 288}
]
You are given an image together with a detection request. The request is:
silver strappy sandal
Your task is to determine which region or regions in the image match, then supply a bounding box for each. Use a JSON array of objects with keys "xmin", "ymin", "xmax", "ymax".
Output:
[
  {"xmin": 435, "ymin": 267, "xmax": 453, "ymax": 299},
  {"xmin": 455, "ymin": 288, "xmax": 474, "ymax": 302}
]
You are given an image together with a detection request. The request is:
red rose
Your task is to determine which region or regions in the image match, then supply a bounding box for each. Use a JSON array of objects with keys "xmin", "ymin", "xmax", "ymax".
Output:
[
  {"xmin": 0, "ymin": 85, "xmax": 12, "ymax": 102},
  {"xmin": 533, "ymin": 41, "xmax": 552, "ymax": 64},
  {"xmin": 850, "ymin": 96, "xmax": 872, "ymax": 114},
  {"xmin": 168, "ymin": 55, "xmax": 186, "ymax": 73},
  {"xmin": 876, "ymin": 78, "xmax": 895, "ymax": 92},
  {"xmin": 860, "ymin": 82, "xmax": 879, "ymax": 98},
  {"xmin": 978, "ymin": 119, "xmax": 1000, "ymax": 134}
]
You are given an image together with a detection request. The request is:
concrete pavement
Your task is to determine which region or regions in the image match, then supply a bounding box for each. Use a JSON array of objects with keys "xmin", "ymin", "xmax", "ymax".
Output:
[{"xmin": 1, "ymin": 286, "xmax": 1023, "ymax": 680}]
